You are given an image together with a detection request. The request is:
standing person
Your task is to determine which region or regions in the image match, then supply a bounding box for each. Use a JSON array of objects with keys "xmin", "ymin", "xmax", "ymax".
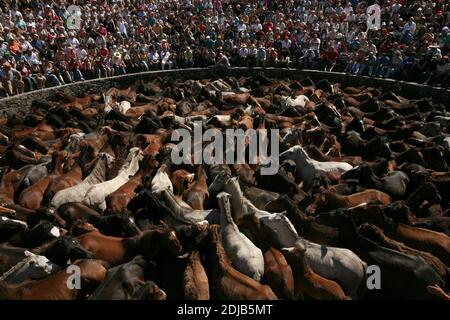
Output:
[
  {"xmin": 256, "ymin": 44, "xmax": 267, "ymax": 67},
  {"xmin": 118, "ymin": 17, "xmax": 128, "ymax": 38}
]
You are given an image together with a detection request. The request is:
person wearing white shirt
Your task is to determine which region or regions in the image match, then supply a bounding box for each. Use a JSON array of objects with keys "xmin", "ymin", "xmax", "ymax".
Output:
[
  {"xmin": 367, "ymin": 40, "xmax": 378, "ymax": 55},
  {"xmin": 281, "ymin": 38, "xmax": 292, "ymax": 50},
  {"xmin": 239, "ymin": 44, "xmax": 249, "ymax": 66},
  {"xmin": 237, "ymin": 22, "xmax": 247, "ymax": 34},
  {"xmin": 390, "ymin": 1, "xmax": 402, "ymax": 15},
  {"xmin": 76, "ymin": 46, "xmax": 88, "ymax": 61},
  {"xmin": 310, "ymin": 33, "xmax": 321, "ymax": 52},
  {"xmin": 66, "ymin": 33, "xmax": 80, "ymax": 47},
  {"xmin": 403, "ymin": 18, "xmax": 416, "ymax": 35},
  {"xmin": 344, "ymin": 2, "xmax": 354, "ymax": 16},
  {"xmin": 118, "ymin": 18, "xmax": 128, "ymax": 38}
]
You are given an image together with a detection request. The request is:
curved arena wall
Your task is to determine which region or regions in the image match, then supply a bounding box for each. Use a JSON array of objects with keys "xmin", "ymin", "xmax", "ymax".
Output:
[{"xmin": 0, "ymin": 67, "xmax": 448, "ymax": 114}]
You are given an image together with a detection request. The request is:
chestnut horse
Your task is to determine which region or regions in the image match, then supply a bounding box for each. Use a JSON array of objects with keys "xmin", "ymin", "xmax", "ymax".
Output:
[
  {"xmin": 17, "ymin": 151, "xmax": 69, "ymax": 210},
  {"xmin": 0, "ymin": 259, "xmax": 107, "ymax": 300},
  {"xmin": 76, "ymin": 225, "xmax": 183, "ymax": 266},
  {"xmin": 205, "ymin": 225, "xmax": 277, "ymax": 300}
]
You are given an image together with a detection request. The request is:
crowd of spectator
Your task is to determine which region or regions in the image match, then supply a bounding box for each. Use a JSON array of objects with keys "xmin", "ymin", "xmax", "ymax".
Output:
[{"xmin": 0, "ymin": 0, "xmax": 449, "ymax": 97}]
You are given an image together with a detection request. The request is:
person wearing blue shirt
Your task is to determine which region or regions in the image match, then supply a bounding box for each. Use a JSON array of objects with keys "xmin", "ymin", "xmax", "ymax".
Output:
[
  {"xmin": 30, "ymin": 33, "xmax": 45, "ymax": 52},
  {"xmin": 148, "ymin": 12, "xmax": 156, "ymax": 26},
  {"xmin": 0, "ymin": 62, "xmax": 24, "ymax": 96},
  {"xmin": 373, "ymin": 53, "xmax": 390, "ymax": 77},
  {"xmin": 401, "ymin": 53, "xmax": 417, "ymax": 80}
]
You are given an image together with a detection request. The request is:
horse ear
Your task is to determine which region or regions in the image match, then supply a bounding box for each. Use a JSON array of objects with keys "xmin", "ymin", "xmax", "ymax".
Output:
[{"xmin": 280, "ymin": 211, "xmax": 287, "ymax": 216}]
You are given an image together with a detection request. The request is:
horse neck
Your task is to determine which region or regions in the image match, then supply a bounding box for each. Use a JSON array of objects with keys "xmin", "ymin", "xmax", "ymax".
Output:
[
  {"xmin": 224, "ymin": 180, "xmax": 246, "ymax": 217},
  {"xmin": 209, "ymin": 228, "xmax": 232, "ymax": 274},
  {"xmin": 0, "ymin": 172, "xmax": 15, "ymax": 200},
  {"xmin": 0, "ymin": 256, "xmax": 30, "ymax": 282},
  {"xmin": 192, "ymin": 168, "xmax": 207, "ymax": 190},
  {"xmin": 121, "ymin": 154, "xmax": 141, "ymax": 177},
  {"xmin": 97, "ymin": 134, "xmax": 110, "ymax": 151},
  {"xmin": 85, "ymin": 158, "xmax": 107, "ymax": 184},
  {"xmin": 131, "ymin": 230, "xmax": 161, "ymax": 256},
  {"xmin": 285, "ymin": 202, "xmax": 312, "ymax": 232},
  {"xmin": 219, "ymin": 200, "xmax": 239, "ymax": 233},
  {"xmin": 295, "ymin": 150, "xmax": 313, "ymax": 168},
  {"xmin": 241, "ymin": 217, "xmax": 271, "ymax": 251},
  {"xmin": 288, "ymin": 251, "xmax": 309, "ymax": 276},
  {"xmin": 309, "ymin": 146, "xmax": 327, "ymax": 161},
  {"xmin": 53, "ymin": 155, "xmax": 66, "ymax": 175},
  {"xmin": 325, "ymin": 191, "xmax": 348, "ymax": 209}
]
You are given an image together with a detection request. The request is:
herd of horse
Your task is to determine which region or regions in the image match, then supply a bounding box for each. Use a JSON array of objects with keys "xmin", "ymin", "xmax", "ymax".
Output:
[{"xmin": 0, "ymin": 72, "xmax": 449, "ymax": 300}]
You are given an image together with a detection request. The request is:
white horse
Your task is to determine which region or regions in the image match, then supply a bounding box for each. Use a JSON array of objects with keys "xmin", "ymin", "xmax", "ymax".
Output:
[
  {"xmin": 83, "ymin": 147, "xmax": 143, "ymax": 211},
  {"xmin": 280, "ymin": 95, "xmax": 310, "ymax": 111},
  {"xmin": 151, "ymin": 164, "xmax": 173, "ymax": 195},
  {"xmin": 0, "ymin": 251, "xmax": 61, "ymax": 284},
  {"xmin": 279, "ymin": 145, "xmax": 353, "ymax": 190},
  {"xmin": 218, "ymin": 192, "xmax": 264, "ymax": 282},
  {"xmin": 208, "ymin": 174, "xmax": 275, "ymax": 221},
  {"xmin": 116, "ymin": 101, "xmax": 132, "ymax": 114},
  {"xmin": 159, "ymin": 189, "xmax": 219, "ymax": 225},
  {"xmin": 50, "ymin": 153, "xmax": 114, "ymax": 209},
  {"xmin": 258, "ymin": 212, "xmax": 367, "ymax": 298}
]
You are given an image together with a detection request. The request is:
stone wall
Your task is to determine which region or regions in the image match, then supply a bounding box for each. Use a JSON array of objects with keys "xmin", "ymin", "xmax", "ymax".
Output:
[{"xmin": 0, "ymin": 68, "xmax": 448, "ymax": 114}]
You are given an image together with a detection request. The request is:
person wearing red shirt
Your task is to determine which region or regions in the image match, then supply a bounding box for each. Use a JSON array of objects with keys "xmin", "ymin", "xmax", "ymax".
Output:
[
  {"xmin": 99, "ymin": 46, "xmax": 109, "ymax": 58},
  {"xmin": 263, "ymin": 22, "xmax": 274, "ymax": 33}
]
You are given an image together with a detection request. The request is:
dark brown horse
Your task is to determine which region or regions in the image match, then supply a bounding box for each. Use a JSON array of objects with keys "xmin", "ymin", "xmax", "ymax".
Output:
[{"xmin": 76, "ymin": 225, "xmax": 183, "ymax": 266}]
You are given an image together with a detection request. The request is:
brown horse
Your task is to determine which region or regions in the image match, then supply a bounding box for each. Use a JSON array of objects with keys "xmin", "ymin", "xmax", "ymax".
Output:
[
  {"xmin": 205, "ymin": 225, "xmax": 277, "ymax": 300},
  {"xmin": 358, "ymin": 223, "xmax": 450, "ymax": 281},
  {"xmin": 183, "ymin": 166, "xmax": 209, "ymax": 210},
  {"xmin": 307, "ymin": 189, "xmax": 392, "ymax": 214},
  {"xmin": 282, "ymin": 247, "xmax": 349, "ymax": 300},
  {"xmin": 106, "ymin": 155, "xmax": 156, "ymax": 214},
  {"xmin": 76, "ymin": 226, "xmax": 183, "ymax": 266},
  {"xmin": 0, "ymin": 259, "xmax": 107, "ymax": 300},
  {"xmin": 17, "ymin": 151, "xmax": 69, "ymax": 210},
  {"xmin": 43, "ymin": 155, "xmax": 84, "ymax": 205},
  {"xmin": 183, "ymin": 250, "xmax": 210, "ymax": 300},
  {"xmin": 238, "ymin": 214, "xmax": 295, "ymax": 300},
  {"xmin": 351, "ymin": 205, "xmax": 450, "ymax": 266},
  {"xmin": 170, "ymin": 169, "xmax": 195, "ymax": 196},
  {"xmin": 0, "ymin": 169, "xmax": 21, "ymax": 205}
]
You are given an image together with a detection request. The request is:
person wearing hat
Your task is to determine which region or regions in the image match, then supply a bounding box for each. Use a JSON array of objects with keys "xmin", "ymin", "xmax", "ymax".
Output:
[
  {"xmin": 30, "ymin": 33, "xmax": 44, "ymax": 52},
  {"xmin": 238, "ymin": 43, "xmax": 249, "ymax": 66},
  {"xmin": 0, "ymin": 61, "xmax": 24, "ymax": 96}
]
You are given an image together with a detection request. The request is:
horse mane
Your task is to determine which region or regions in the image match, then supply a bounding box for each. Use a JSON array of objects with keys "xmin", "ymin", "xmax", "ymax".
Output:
[
  {"xmin": 305, "ymin": 145, "xmax": 328, "ymax": 162},
  {"xmin": 0, "ymin": 254, "xmax": 31, "ymax": 282},
  {"xmin": 77, "ymin": 144, "xmax": 96, "ymax": 170},
  {"xmin": 382, "ymin": 201, "xmax": 414, "ymax": 225},
  {"xmin": 358, "ymin": 223, "xmax": 403, "ymax": 252},
  {"xmin": 208, "ymin": 225, "xmax": 230, "ymax": 275},
  {"xmin": 85, "ymin": 154, "xmax": 109, "ymax": 183},
  {"xmin": 321, "ymin": 190, "xmax": 349, "ymax": 211}
]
